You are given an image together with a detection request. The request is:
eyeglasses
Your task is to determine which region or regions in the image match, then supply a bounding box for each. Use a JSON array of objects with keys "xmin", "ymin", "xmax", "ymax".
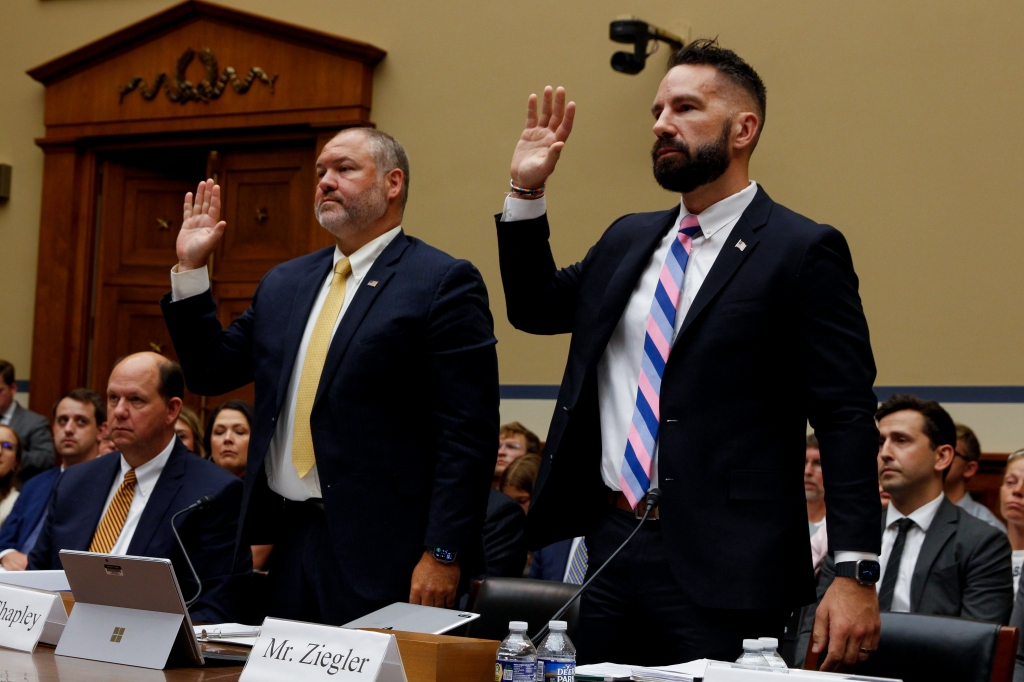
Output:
[
  {"xmin": 0, "ymin": 441, "xmax": 14, "ymax": 451},
  {"xmin": 499, "ymin": 441, "xmax": 525, "ymax": 452}
]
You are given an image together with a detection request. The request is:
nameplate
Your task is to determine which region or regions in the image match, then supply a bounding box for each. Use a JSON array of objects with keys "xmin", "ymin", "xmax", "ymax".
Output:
[
  {"xmin": 0, "ymin": 583, "xmax": 62, "ymax": 653},
  {"xmin": 240, "ymin": 617, "xmax": 407, "ymax": 682}
]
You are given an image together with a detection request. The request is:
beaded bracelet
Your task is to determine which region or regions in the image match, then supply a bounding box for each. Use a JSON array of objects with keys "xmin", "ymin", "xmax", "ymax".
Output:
[{"xmin": 509, "ymin": 179, "xmax": 546, "ymax": 196}]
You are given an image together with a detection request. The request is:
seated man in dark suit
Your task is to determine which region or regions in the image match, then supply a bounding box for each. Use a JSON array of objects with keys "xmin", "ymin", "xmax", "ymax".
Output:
[
  {"xmin": 0, "ymin": 359, "xmax": 55, "ymax": 483},
  {"xmin": 814, "ymin": 395, "xmax": 1012, "ymax": 631},
  {"xmin": 29, "ymin": 353, "xmax": 249, "ymax": 624},
  {"xmin": 0, "ymin": 388, "xmax": 108, "ymax": 570},
  {"xmin": 480, "ymin": 487, "xmax": 527, "ymax": 579}
]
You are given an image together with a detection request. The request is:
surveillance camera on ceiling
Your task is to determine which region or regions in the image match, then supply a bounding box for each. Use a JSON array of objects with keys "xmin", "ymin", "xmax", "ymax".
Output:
[{"xmin": 610, "ymin": 16, "xmax": 684, "ymax": 75}]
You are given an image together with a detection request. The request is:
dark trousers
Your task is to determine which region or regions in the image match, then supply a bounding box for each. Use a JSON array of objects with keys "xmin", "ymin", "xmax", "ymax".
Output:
[
  {"xmin": 265, "ymin": 500, "xmax": 395, "ymax": 626},
  {"xmin": 576, "ymin": 506, "xmax": 789, "ymax": 666}
]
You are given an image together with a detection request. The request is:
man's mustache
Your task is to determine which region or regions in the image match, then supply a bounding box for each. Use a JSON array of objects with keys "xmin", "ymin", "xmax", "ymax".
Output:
[{"xmin": 652, "ymin": 138, "xmax": 691, "ymax": 159}]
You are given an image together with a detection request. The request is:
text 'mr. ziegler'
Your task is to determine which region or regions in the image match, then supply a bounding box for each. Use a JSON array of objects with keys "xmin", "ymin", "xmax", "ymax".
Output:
[{"xmin": 263, "ymin": 638, "xmax": 372, "ymax": 675}]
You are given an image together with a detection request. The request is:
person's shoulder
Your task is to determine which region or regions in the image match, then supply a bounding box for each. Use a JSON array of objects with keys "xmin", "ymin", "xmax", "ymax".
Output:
[
  {"xmin": 182, "ymin": 453, "xmax": 242, "ymax": 492},
  {"xmin": 952, "ymin": 502, "xmax": 1010, "ymax": 547},
  {"xmin": 11, "ymin": 403, "xmax": 49, "ymax": 428},
  {"xmin": 261, "ymin": 246, "xmax": 335, "ymax": 283},
  {"xmin": 20, "ymin": 465, "xmax": 61, "ymax": 495},
  {"xmin": 58, "ymin": 452, "xmax": 119, "ymax": 487},
  {"xmin": 486, "ymin": 487, "xmax": 525, "ymax": 520}
]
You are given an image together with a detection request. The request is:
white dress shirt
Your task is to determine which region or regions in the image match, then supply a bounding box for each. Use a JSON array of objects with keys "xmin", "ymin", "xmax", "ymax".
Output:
[
  {"xmin": 878, "ymin": 492, "xmax": 946, "ymax": 613},
  {"xmin": 100, "ymin": 436, "xmax": 177, "ymax": 556},
  {"xmin": 171, "ymin": 226, "xmax": 402, "ymax": 500},
  {"xmin": 1012, "ymin": 549, "xmax": 1024, "ymax": 595},
  {"xmin": 501, "ymin": 186, "xmax": 876, "ymax": 565},
  {"xmin": 0, "ymin": 401, "xmax": 15, "ymax": 425}
]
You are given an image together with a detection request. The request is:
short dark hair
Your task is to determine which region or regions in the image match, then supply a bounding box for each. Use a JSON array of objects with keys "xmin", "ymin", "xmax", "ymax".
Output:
[
  {"xmin": 0, "ymin": 360, "xmax": 14, "ymax": 388},
  {"xmin": 158, "ymin": 361, "xmax": 185, "ymax": 403},
  {"xmin": 806, "ymin": 433, "xmax": 819, "ymax": 449},
  {"xmin": 667, "ymin": 38, "xmax": 767, "ymax": 138},
  {"xmin": 876, "ymin": 394, "xmax": 957, "ymax": 451},
  {"xmin": 955, "ymin": 423, "xmax": 982, "ymax": 463},
  {"xmin": 204, "ymin": 400, "xmax": 253, "ymax": 460},
  {"xmin": 53, "ymin": 388, "xmax": 106, "ymax": 425}
]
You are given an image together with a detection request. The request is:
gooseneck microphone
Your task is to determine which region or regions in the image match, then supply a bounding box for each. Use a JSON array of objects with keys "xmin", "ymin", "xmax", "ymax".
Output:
[
  {"xmin": 171, "ymin": 495, "xmax": 216, "ymax": 607},
  {"xmin": 530, "ymin": 488, "xmax": 662, "ymax": 643}
]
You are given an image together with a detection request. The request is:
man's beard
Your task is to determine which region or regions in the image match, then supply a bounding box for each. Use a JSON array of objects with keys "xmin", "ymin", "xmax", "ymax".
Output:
[
  {"xmin": 315, "ymin": 181, "xmax": 389, "ymax": 237},
  {"xmin": 651, "ymin": 119, "xmax": 732, "ymax": 193}
]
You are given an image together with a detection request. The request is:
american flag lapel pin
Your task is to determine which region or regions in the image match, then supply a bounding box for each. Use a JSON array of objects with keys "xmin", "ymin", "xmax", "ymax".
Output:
[
  {"xmin": 367, "ymin": 280, "xmax": 379, "ymax": 287},
  {"xmin": 735, "ymin": 239, "xmax": 747, "ymax": 252}
]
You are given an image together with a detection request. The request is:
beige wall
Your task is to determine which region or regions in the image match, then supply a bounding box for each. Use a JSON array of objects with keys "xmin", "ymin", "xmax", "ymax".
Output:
[{"xmin": 2, "ymin": 1, "xmax": 1023, "ymax": 431}]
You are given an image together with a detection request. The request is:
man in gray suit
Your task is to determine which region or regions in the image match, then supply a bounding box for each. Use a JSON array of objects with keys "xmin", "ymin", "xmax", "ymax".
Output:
[
  {"xmin": 813, "ymin": 395, "xmax": 1012, "ymax": 635},
  {"xmin": 0, "ymin": 360, "xmax": 54, "ymax": 482}
]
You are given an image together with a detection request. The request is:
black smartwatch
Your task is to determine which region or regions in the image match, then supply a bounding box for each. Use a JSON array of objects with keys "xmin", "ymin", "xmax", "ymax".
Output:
[
  {"xmin": 835, "ymin": 559, "xmax": 881, "ymax": 585},
  {"xmin": 430, "ymin": 547, "xmax": 458, "ymax": 564}
]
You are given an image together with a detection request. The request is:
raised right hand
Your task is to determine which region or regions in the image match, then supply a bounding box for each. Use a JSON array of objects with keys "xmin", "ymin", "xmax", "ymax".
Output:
[
  {"xmin": 509, "ymin": 86, "xmax": 576, "ymax": 191},
  {"xmin": 177, "ymin": 179, "xmax": 226, "ymax": 272}
]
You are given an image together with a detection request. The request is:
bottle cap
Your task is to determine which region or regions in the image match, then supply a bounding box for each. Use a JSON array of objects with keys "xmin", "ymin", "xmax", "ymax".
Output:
[
  {"xmin": 742, "ymin": 639, "xmax": 763, "ymax": 649},
  {"xmin": 509, "ymin": 621, "xmax": 529, "ymax": 631},
  {"xmin": 758, "ymin": 637, "xmax": 779, "ymax": 648},
  {"xmin": 549, "ymin": 620, "xmax": 568, "ymax": 631}
]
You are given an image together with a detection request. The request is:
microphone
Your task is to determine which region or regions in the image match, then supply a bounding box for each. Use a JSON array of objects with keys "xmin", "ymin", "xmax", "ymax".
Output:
[
  {"xmin": 530, "ymin": 488, "xmax": 662, "ymax": 643},
  {"xmin": 171, "ymin": 495, "xmax": 216, "ymax": 608}
]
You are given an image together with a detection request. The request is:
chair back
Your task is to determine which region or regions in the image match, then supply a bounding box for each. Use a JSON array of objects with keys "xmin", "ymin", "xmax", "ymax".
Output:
[
  {"xmin": 465, "ymin": 578, "xmax": 580, "ymax": 642},
  {"xmin": 804, "ymin": 612, "xmax": 1019, "ymax": 682}
]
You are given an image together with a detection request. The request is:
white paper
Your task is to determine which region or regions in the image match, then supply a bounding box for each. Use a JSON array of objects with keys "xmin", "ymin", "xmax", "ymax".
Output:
[
  {"xmin": 194, "ymin": 622, "xmax": 261, "ymax": 647},
  {"xmin": 240, "ymin": 617, "xmax": 407, "ymax": 682},
  {"xmin": 0, "ymin": 570, "xmax": 70, "ymax": 592},
  {"xmin": 576, "ymin": 662, "xmax": 635, "ymax": 679},
  {"xmin": 0, "ymin": 584, "xmax": 62, "ymax": 653}
]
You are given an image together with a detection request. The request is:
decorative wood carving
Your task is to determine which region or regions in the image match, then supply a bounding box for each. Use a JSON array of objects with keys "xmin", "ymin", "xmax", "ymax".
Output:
[{"xmin": 117, "ymin": 47, "xmax": 277, "ymax": 104}]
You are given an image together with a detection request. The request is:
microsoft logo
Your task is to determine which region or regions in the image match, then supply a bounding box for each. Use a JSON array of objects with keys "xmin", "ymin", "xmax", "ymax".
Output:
[{"xmin": 110, "ymin": 627, "xmax": 125, "ymax": 643}]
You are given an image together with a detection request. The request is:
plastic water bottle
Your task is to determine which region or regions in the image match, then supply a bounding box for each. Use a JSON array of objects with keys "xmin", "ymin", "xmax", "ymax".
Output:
[
  {"xmin": 535, "ymin": 620, "xmax": 576, "ymax": 682},
  {"xmin": 758, "ymin": 637, "xmax": 788, "ymax": 669},
  {"xmin": 496, "ymin": 621, "xmax": 537, "ymax": 682},
  {"xmin": 735, "ymin": 639, "xmax": 769, "ymax": 668}
]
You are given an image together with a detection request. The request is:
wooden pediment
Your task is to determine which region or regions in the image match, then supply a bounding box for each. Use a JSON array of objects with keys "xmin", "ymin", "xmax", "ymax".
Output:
[{"xmin": 28, "ymin": 0, "xmax": 386, "ymax": 141}]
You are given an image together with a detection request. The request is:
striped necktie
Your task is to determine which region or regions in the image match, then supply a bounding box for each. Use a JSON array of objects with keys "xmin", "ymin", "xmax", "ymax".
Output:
[
  {"xmin": 89, "ymin": 469, "xmax": 137, "ymax": 554},
  {"xmin": 565, "ymin": 539, "xmax": 588, "ymax": 585},
  {"xmin": 619, "ymin": 215, "xmax": 702, "ymax": 508}
]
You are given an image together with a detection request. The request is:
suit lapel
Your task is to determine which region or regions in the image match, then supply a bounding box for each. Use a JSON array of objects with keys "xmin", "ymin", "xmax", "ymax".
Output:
[
  {"xmin": 274, "ymin": 248, "xmax": 336, "ymax": 416},
  {"xmin": 313, "ymin": 232, "xmax": 410, "ymax": 407},
  {"xmin": 910, "ymin": 497, "xmax": 958, "ymax": 611},
  {"xmin": 78, "ymin": 454, "xmax": 122, "ymax": 549},
  {"xmin": 675, "ymin": 188, "xmax": 772, "ymax": 342},
  {"xmin": 126, "ymin": 441, "xmax": 187, "ymax": 556},
  {"xmin": 588, "ymin": 207, "xmax": 681, "ymax": 361}
]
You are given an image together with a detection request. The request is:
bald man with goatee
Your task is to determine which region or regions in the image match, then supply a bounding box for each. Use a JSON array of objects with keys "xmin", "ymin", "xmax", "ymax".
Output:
[{"xmin": 29, "ymin": 353, "xmax": 249, "ymax": 624}]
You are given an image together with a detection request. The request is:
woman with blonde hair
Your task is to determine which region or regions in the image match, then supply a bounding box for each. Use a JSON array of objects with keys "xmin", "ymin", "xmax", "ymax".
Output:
[
  {"xmin": 999, "ymin": 449, "xmax": 1024, "ymax": 592},
  {"xmin": 174, "ymin": 406, "xmax": 205, "ymax": 457}
]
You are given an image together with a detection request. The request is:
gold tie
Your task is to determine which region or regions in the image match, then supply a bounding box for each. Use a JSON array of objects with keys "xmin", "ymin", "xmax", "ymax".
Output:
[
  {"xmin": 292, "ymin": 257, "xmax": 352, "ymax": 478},
  {"xmin": 89, "ymin": 469, "xmax": 137, "ymax": 554}
]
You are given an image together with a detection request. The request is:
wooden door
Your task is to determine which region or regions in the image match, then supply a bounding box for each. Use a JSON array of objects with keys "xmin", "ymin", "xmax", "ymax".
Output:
[{"xmin": 89, "ymin": 142, "xmax": 324, "ymax": 422}]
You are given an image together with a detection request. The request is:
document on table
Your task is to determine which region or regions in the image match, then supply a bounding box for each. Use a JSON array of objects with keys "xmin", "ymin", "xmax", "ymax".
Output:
[
  {"xmin": 575, "ymin": 662, "xmax": 634, "ymax": 680},
  {"xmin": 0, "ymin": 570, "xmax": 70, "ymax": 592},
  {"xmin": 193, "ymin": 623, "xmax": 261, "ymax": 647}
]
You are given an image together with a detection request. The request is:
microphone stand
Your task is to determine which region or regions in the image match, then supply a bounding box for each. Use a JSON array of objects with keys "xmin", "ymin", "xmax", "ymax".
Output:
[
  {"xmin": 171, "ymin": 496, "xmax": 214, "ymax": 608},
  {"xmin": 531, "ymin": 488, "xmax": 662, "ymax": 643}
]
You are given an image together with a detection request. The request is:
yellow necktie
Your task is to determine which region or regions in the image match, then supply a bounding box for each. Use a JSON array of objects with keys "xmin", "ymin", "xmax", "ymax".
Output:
[
  {"xmin": 89, "ymin": 468, "xmax": 137, "ymax": 554},
  {"xmin": 292, "ymin": 257, "xmax": 352, "ymax": 478}
]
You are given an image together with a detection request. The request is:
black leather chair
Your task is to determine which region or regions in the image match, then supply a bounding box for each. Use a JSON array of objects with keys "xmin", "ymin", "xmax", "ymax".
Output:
[
  {"xmin": 804, "ymin": 612, "xmax": 1019, "ymax": 682},
  {"xmin": 464, "ymin": 578, "xmax": 580, "ymax": 642}
]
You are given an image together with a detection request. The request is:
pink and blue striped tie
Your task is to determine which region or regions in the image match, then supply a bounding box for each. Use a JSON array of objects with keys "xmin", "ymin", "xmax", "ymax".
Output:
[{"xmin": 619, "ymin": 215, "xmax": 702, "ymax": 508}]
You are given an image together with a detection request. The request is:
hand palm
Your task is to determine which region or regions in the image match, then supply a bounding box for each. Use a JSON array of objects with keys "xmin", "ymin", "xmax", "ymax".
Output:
[
  {"xmin": 510, "ymin": 86, "xmax": 575, "ymax": 189},
  {"xmin": 177, "ymin": 179, "xmax": 226, "ymax": 270}
]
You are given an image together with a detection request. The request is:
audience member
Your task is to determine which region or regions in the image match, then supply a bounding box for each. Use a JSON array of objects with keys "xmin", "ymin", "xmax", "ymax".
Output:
[
  {"xmin": 175, "ymin": 406, "xmax": 205, "ymax": 457},
  {"xmin": 879, "ymin": 483, "xmax": 891, "ymax": 509},
  {"xmin": 480, "ymin": 488, "xmax": 528, "ymax": 580},
  {"xmin": 98, "ymin": 435, "xmax": 117, "ymax": 455},
  {"xmin": 945, "ymin": 423, "xmax": 1006, "ymax": 531},
  {"xmin": 0, "ymin": 388, "xmax": 107, "ymax": 570},
  {"xmin": 0, "ymin": 360, "xmax": 55, "ymax": 482},
  {"xmin": 500, "ymin": 453, "xmax": 540, "ymax": 515},
  {"xmin": 805, "ymin": 433, "xmax": 826, "ymax": 537},
  {"xmin": 1000, "ymin": 450, "xmax": 1024, "ymax": 593},
  {"xmin": 815, "ymin": 394, "xmax": 1012, "ymax": 624},
  {"xmin": 28, "ymin": 353, "xmax": 250, "ymax": 623},
  {"xmin": 531, "ymin": 536, "xmax": 588, "ymax": 585},
  {"xmin": 204, "ymin": 400, "xmax": 252, "ymax": 478},
  {"xmin": 0, "ymin": 426, "xmax": 20, "ymax": 527},
  {"xmin": 494, "ymin": 421, "xmax": 540, "ymax": 488}
]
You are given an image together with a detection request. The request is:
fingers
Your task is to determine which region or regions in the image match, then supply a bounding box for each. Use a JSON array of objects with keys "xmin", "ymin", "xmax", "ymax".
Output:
[
  {"xmin": 811, "ymin": 604, "xmax": 829, "ymax": 654},
  {"xmin": 538, "ymin": 86, "xmax": 553, "ymax": 128},
  {"xmin": 194, "ymin": 181, "xmax": 207, "ymax": 216},
  {"xmin": 184, "ymin": 192, "xmax": 194, "ymax": 221},
  {"xmin": 208, "ymin": 182, "xmax": 221, "ymax": 222},
  {"xmin": 201, "ymin": 179, "xmax": 213, "ymax": 217},
  {"xmin": 525, "ymin": 93, "xmax": 538, "ymax": 128},
  {"xmin": 556, "ymin": 100, "xmax": 576, "ymax": 142}
]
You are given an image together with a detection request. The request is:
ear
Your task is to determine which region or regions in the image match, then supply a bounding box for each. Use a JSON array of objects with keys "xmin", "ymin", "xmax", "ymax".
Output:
[
  {"xmin": 96, "ymin": 422, "xmax": 109, "ymax": 442},
  {"xmin": 167, "ymin": 397, "xmax": 183, "ymax": 425},
  {"xmin": 385, "ymin": 168, "xmax": 404, "ymax": 203},
  {"xmin": 732, "ymin": 111, "xmax": 760, "ymax": 153},
  {"xmin": 935, "ymin": 443, "xmax": 956, "ymax": 474},
  {"xmin": 964, "ymin": 460, "xmax": 980, "ymax": 479}
]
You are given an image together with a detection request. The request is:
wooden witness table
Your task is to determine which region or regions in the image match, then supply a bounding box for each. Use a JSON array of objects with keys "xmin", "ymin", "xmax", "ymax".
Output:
[{"xmin": 0, "ymin": 630, "xmax": 500, "ymax": 682}]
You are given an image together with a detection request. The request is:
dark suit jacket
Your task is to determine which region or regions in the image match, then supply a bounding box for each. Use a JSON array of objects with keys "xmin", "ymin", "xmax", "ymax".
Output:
[
  {"xmin": 28, "ymin": 440, "xmax": 249, "ymax": 624},
  {"xmin": 496, "ymin": 186, "xmax": 881, "ymax": 610},
  {"xmin": 1009, "ymin": 569, "xmax": 1024, "ymax": 682},
  {"xmin": 161, "ymin": 232, "xmax": 499, "ymax": 602},
  {"xmin": 817, "ymin": 498, "xmax": 1013, "ymax": 624},
  {"xmin": 9, "ymin": 403, "xmax": 55, "ymax": 482},
  {"xmin": 480, "ymin": 488, "xmax": 527, "ymax": 579},
  {"xmin": 0, "ymin": 465, "xmax": 60, "ymax": 553},
  {"xmin": 529, "ymin": 538, "xmax": 574, "ymax": 582}
]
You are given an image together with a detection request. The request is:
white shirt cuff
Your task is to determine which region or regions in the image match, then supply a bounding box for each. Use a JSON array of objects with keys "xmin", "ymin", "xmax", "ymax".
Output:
[
  {"xmin": 170, "ymin": 265, "xmax": 211, "ymax": 301},
  {"xmin": 835, "ymin": 551, "xmax": 879, "ymax": 564},
  {"xmin": 0, "ymin": 548, "xmax": 16, "ymax": 560},
  {"xmin": 500, "ymin": 195, "xmax": 547, "ymax": 222}
]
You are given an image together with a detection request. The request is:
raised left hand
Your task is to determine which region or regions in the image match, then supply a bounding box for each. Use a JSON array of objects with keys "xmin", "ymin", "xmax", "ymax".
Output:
[
  {"xmin": 812, "ymin": 577, "xmax": 881, "ymax": 671},
  {"xmin": 409, "ymin": 552, "xmax": 460, "ymax": 608}
]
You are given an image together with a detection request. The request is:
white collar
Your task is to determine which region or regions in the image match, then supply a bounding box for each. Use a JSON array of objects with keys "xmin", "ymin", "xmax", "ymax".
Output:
[
  {"xmin": 887, "ymin": 491, "xmax": 946, "ymax": 533},
  {"xmin": 118, "ymin": 435, "xmax": 177, "ymax": 501},
  {"xmin": 333, "ymin": 225, "xmax": 402, "ymax": 283},
  {"xmin": 1, "ymin": 400, "xmax": 17, "ymax": 424},
  {"xmin": 680, "ymin": 180, "xmax": 758, "ymax": 240}
]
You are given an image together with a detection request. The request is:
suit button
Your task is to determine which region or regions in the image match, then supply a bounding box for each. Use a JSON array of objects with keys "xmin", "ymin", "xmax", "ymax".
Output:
[{"xmin": 562, "ymin": 405, "xmax": 571, "ymax": 413}]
